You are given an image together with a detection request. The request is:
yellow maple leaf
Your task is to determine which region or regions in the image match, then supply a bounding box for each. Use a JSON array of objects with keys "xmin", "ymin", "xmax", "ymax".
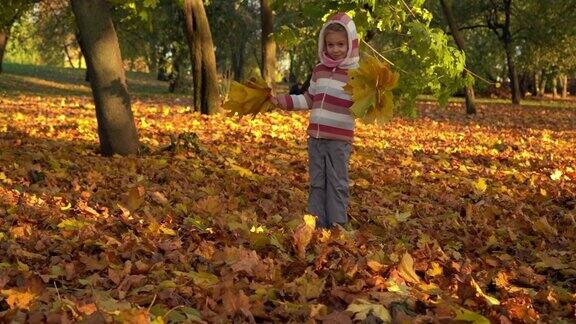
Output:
[
  {"xmin": 472, "ymin": 178, "xmax": 487, "ymax": 195},
  {"xmin": 550, "ymin": 169, "xmax": 563, "ymax": 181},
  {"xmin": 426, "ymin": 262, "xmax": 443, "ymax": 277},
  {"xmin": 223, "ymin": 76, "xmax": 275, "ymax": 117},
  {"xmin": 344, "ymin": 54, "xmax": 399, "ymax": 124}
]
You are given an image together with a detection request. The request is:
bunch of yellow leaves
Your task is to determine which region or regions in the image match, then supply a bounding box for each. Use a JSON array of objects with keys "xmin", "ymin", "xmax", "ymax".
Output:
[
  {"xmin": 344, "ymin": 54, "xmax": 399, "ymax": 124},
  {"xmin": 223, "ymin": 76, "xmax": 276, "ymax": 117}
]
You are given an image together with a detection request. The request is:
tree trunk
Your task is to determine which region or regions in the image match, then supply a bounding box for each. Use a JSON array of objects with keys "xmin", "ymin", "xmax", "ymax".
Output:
[
  {"xmin": 532, "ymin": 72, "xmax": 540, "ymax": 96},
  {"xmin": 182, "ymin": 0, "xmax": 202, "ymax": 111},
  {"xmin": 518, "ymin": 71, "xmax": 529, "ymax": 97},
  {"xmin": 0, "ymin": 28, "xmax": 10, "ymax": 74},
  {"xmin": 561, "ymin": 75, "xmax": 568, "ymax": 98},
  {"xmin": 552, "ymin": 77, "xmax": 558, "ymax": 98},
  {"xmin": 539, "ymin": 69, "xmax": 547, "ymax": 96},
  {"xmin": 503, "ymin": 41, "xmax": 520, "ymax": 104},
  {"xmin": 183, "ymin": 0, "xmax": 219, "ymax": 114},
  {"xmin": 231, "ymin": 44, "xmax": 245, "ymax": 81},
  {"xmin": 503, "ymin": 0, "xmax": 521, "ymax": 105},
  {"xmin": 260, "ymin": 0, "xmax": 276, "ymax": 86},
  {"xmin": 440, "ymin": 0, "xmax": 476, "ymax": 114},
  {"xmin": 169, "ymin": 48, "xmax": 186, "ymax": 93},
  {"xmin": 64, "ymin": 43, "xmax": 77, "ymax": 68},
  {"xmin": 75, "ymin": 32, "xmax": 90, "ymax": 82},
  {"xmin": 71, "ymin": 0, "xmax": 139, "ymax": 156}
]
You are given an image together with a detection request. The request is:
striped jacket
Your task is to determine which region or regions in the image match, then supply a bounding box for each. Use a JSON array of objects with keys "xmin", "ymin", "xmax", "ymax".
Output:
[{"xmin": 277, "ymin": 13, "xmax": 359, "ymax": 142}]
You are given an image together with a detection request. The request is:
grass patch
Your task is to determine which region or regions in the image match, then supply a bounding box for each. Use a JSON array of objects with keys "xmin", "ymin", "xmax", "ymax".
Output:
[{"xmin": 0, "ymin": 62, "xmax": 173, "ymax": 97}]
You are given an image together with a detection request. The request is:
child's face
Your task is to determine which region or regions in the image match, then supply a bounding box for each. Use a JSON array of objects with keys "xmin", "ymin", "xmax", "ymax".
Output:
[{"xmin": 325, "ymin": 31, "xmax": 348, "ymax": 61}]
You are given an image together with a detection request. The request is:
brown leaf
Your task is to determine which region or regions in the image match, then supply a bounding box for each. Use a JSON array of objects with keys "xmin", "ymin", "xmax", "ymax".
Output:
[
  {"xmin": 80, "ymin": 254, "xmax": 108, "ymax": 271},
  {"xmin": 293, "ymin": 214, "xmax": 316, "ymax": 260},
  {"xmin": 230, "ymin": 249, "xmax": 265, "ymax": 277},
  {"xmin": 108, "ymin": 268, "xmax": 124, "ymax": 286},
  {"xmin": 150, "ymin": 191, "xmax": 169, "ymax": 206},
  {"xmin": 222, "ymin": 290, "xmax": 251, "ymax": 315},
  {"xmin": 194, "ymin": 241, "xmax": 215, "ymax": 260},
  {"xmin": 318, "ymin": 311, "xmax": 353, "ymax": 324},
  {"xmin": 124, "ymin": 186, "xmax": 145, "ymax": 210}
]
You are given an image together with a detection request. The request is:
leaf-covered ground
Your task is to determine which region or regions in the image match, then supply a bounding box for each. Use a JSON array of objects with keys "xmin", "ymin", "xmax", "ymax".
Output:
[{"xmin": 0, "ymin": 93, "xmax": 575, "ymax": 323}]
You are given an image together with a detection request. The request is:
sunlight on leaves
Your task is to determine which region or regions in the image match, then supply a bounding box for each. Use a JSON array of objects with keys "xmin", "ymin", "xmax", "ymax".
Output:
[{"xmin": 346, "ymin": 299, "xmax": 391, "ymax": 322}]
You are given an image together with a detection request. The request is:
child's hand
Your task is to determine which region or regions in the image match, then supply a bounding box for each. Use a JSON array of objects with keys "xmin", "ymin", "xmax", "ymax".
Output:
[{"xmin": 269, "ymin": 94, "xmax": 279, "ymax": 106}]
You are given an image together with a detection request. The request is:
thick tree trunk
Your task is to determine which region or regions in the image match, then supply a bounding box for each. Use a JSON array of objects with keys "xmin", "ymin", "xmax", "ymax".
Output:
[
  {"xmin": 440, "ymin": 0, "xmax": 476, "ymax": 114},
  {"xmin": 71, "ymin": 0, "xmax": 139, "ymax": 156},
  {"xmin": 552, "ymin": 77, "xmax": 558, "ymax": 98},
  {"xmin": 183, "ymin": 0, "xmax": 219, "ymax": 114},
  {"xmin": 561, "ymin": 75, "xmax": 568, "ymax": 98},
  {"xmin": 0, "ymin": 28, "xmax": 10, "ymax": 74},
  {"xmin": 260, "ymin": 0, "xmax": 276, "ymax": 86},
  {"xmin": 182, "ymin": 0, "xmax": 202, "ymax": 111}
]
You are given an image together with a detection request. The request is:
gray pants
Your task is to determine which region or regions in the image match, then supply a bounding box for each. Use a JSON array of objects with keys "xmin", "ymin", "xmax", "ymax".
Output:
[{"xmin": 307, "ymin": 137, "xmax": 352, "ymax": 228}]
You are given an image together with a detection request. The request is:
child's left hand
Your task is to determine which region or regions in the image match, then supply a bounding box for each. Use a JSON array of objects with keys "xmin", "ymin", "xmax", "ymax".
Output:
[{"xmin": 269, "ymin": 95, "xmax": 279, "ymax": 106}]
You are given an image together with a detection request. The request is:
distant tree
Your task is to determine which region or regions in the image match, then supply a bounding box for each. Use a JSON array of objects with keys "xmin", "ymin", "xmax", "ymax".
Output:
[
  {"xmin": 206, "ymin": 0, "xmax": 259, "ymax": 81},
  {"xmin": 261, "ymin": 0, "xmax": 276, "ymax": 85},
  {"xmin": 0, "ymin": 0, "xmax": 35, "ymax": 73},
  {"xmin": 439, "ymin": 0, "xmax": 476, "ymax": 114},
  {"xmin": 181, "ymin": 0, "xmax": 219, "ymax": 114}
]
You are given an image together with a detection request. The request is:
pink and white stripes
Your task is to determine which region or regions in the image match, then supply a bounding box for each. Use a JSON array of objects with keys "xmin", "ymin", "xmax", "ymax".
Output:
[{"xmin": 276, "ymin": 13, "xmax": 360, "ymax": 142}]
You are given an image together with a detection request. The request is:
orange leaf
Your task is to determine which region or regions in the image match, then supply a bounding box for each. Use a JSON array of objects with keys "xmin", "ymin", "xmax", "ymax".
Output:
[{"xmin": 1, "ymin": 288, "xmax": 37, "ymax": 310}]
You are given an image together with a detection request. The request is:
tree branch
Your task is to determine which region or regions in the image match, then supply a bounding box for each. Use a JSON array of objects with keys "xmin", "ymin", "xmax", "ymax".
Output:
[{"xmin": 458, "ymin": 24, "xmax": 490, "ymax": 32}]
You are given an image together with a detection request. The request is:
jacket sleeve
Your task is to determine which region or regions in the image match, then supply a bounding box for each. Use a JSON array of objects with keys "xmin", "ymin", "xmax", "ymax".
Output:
[
  {"xmin": 275, "ymin": 68, "xmax": 318, "ymax": 111},
  {"xmin": 276, "ymin": 92, "xmax": 313, "ymax": 111}
]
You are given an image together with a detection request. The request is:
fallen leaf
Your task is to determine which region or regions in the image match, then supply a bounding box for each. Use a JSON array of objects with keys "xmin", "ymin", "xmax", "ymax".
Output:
[
  {"xmin": 293, "ymin": 214, "xmax": 316, "ymax": 260},
  {"xmin": 471, "ymin": 278, "xmax": 500, "ymax": 305},
  {"xmin": 1, "ymin": 288, "xmax": 37, "ymax": 310},
  {"xmin": 398, "ymin": 253, "xmax": 420, "ymax": 284},
  {"xmin": 150, "ymin": 191, "xmax": 169, "ymax": 205},
  {"xmin": 346, "ymin": 299, "xmax": 391, "ymax": 322}
]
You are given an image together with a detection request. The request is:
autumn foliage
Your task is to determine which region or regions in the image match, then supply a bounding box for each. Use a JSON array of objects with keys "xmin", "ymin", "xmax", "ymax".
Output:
[
  {"xmin": 223, "ymin": 76, "xmax": 275, "ymax": 117},
  {"xmin": 0, "ymin": 94, "xmax": 575, "ymax": 322},
  {"xmin": 344, "ymin": 54, "xmax": 399, "ymax": 124}
]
